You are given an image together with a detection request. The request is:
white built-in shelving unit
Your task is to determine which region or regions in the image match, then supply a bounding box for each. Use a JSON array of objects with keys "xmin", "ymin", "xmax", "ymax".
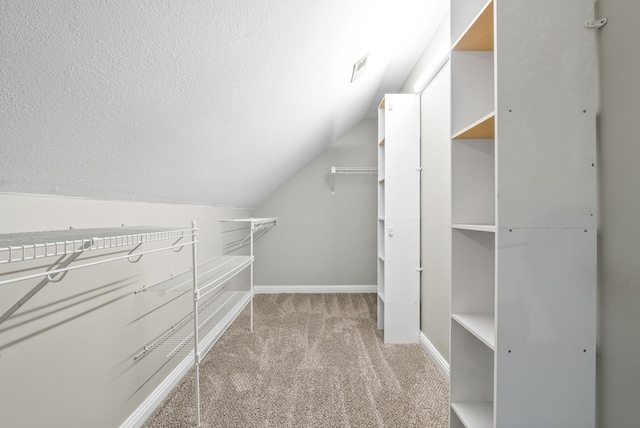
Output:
[
  {"xmin": 449, "ymin": 1, "xmax": 597, "ymax": 427},
  {"xmin": 377, "ymin": 94, "xmax": 420, "ymax": 344}
]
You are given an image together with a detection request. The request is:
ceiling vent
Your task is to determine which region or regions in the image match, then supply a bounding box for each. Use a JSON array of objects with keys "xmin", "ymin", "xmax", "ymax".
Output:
[{"xmin": 351, "ymin": 54, "xmax": 369, "ymax": 83}]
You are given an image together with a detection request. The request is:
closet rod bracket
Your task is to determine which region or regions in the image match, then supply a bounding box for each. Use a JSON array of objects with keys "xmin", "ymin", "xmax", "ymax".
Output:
[{"xmin": 585, "ymin": 18, "xmax": 607, "ymax": 29}]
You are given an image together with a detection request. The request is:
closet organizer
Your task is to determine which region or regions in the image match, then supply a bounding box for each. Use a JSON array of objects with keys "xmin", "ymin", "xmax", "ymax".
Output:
[
  {"xmin": 0, "ymin": 218, "xmax": 277, "ymax": 428},
  {"xmin": 133, "ymin": 218, "xmax": 277, "ymax": 427}
]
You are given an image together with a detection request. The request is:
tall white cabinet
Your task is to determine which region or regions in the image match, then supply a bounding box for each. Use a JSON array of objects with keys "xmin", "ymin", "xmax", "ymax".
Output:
[
  {"xmin": 377, "ymin": 94, "xmax": 420, "ymax": 344},
  {"xmin": 449, "ymin": 1, "xmax": 597, "ymax": 427}
]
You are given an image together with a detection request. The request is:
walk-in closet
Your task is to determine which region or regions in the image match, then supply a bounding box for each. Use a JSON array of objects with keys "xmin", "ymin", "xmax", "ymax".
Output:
[{"xmin": 1, "ymin": 1, "xmax": 638, "ymax": 427}]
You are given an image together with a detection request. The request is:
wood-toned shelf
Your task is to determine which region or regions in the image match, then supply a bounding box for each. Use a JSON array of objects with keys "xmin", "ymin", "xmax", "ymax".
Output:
[
  {"xmin": 453, "ymin": 112, "xmax": 495, "ymax": 140},
  {"xmin": 452, "ymin": 313, "xmax": 495, "ymax": 350},
  {"xmin": 451, "ymin": 401, "xmax": 493, "ymax": 428},
  {"xmin": 452, "ymin": 0, "xmax": 494, "ymax": 52},
  {"xmin": 452, "ymin": 223, "xmax": 496, "ymax": 233},
  {"xmin": 379, "ymin": 138, "xmax": 385, "ymax": 146}
]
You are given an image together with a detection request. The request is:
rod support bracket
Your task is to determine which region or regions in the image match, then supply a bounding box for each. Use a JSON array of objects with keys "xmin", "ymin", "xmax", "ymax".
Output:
[{"xmin": 585, "ymin": 18, "xmax": 607, "ymax": 29}]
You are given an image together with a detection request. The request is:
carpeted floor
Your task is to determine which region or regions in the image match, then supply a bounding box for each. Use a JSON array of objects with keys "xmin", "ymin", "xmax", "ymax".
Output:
[{"xmin": 143, "ymin": 293, "xmax": 449, "ymax": 427}]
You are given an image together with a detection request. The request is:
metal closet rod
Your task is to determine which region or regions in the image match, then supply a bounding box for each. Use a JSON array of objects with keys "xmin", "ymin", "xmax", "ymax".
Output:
[{"xmin": 330, "ymin": 166, "xmax": 378, "ymax": 174}]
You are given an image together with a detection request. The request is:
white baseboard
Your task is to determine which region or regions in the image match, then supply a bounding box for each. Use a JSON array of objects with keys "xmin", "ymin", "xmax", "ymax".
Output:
[
  {"xmin": 419, "ymin": 331, "xmax": 450, "ymax": 383},
  {"xmin": 119, "ymin": 292, "xmax": 252, "ymax": 428},
  {"xmin": 119, "ymin": 353, "xmax": 193, "ymax": 428},
  {"xmin": 254, "ymin": 285, "xmax": 377, "ymax": 294}
]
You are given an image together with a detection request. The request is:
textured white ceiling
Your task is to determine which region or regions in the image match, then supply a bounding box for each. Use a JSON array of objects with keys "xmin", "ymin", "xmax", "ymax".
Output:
[{"xmin": 1, "ymin": 0, "xmax": 446, "ymax": 208}]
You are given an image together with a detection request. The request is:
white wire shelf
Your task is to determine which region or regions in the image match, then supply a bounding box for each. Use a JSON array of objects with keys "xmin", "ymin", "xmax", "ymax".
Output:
[
  {"xmin": 0, "ymin": 226, "xmax": 196, "ymax": 265},
  {"xmin": 135, "ymin": 290, "xmax": 252, "ymax": 359},
  {"xmin": 220, "ymin": 218, "xmax": 278, "ymax": 254},
  {"xmin": 219, "ymin": 217, "xmax": 278, "ymax": 228},
  {"xmin": 0, "ymin": 225, "xmax": 197, "ymax": 326},
  {"xmin": 136, "ymin": 255, "xmax": 253, "ymax": 296}
]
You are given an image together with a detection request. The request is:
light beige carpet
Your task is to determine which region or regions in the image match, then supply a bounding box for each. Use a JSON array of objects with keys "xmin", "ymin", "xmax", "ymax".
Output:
[{"xmin": 143, "ymin": 293, "xmax": 449, "ymax": 427}]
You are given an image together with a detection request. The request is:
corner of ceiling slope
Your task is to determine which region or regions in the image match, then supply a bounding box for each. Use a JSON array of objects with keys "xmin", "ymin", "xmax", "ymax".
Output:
[{"xmin": 0, "ymin": 0, "xmax": 448, "ymax": 208}]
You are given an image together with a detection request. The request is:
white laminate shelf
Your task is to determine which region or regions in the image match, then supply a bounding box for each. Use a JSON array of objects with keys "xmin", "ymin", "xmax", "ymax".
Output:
[
  {"xmin": 452, "ymin": 313, "xmax": 495, "ymax": 350},
  {"xmin": 451, "ymin": 401, "xmax": 493, "ymax": 428},
  {"xmin": 452, "ymin": 224, "xmax": 496, "ymax": 233}
]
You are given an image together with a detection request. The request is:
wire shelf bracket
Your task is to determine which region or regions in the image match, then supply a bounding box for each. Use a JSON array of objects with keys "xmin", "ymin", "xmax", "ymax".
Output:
[{"xmin": 0, "ymin": 226, "xmax": 197, "ymax": 327}]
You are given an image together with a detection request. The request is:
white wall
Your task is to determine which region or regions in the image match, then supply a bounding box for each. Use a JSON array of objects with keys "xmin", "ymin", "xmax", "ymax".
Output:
[
  {"xmin": 254, "ymin": 119, "xmax": 377, "ymax": 288},
  {"xmin": 400, "ymin": 16, "xmax": 452, "ymax": 375},
  {"xmin": 595, "ymin": 0, "xmax": 640, "ymax": 425},
  {"xmin": 0, "ymin": 193, "xmax": 251, "ymax": 428}
]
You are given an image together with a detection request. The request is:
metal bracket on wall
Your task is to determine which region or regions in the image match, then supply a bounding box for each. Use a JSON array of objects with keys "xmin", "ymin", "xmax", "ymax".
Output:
[
  {"xmin": 0, "ymin": 242, "xmax": 91, "ymax": 325},
  {"xmin": 585, "ymin": 18, "xmax": 607, "ymax": 29}
]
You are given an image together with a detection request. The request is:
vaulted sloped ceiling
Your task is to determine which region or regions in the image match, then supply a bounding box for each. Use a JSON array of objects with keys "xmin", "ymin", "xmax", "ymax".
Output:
[{"xmin": 1, "ymin": 0, "xmax": 446, "ymax": 208}]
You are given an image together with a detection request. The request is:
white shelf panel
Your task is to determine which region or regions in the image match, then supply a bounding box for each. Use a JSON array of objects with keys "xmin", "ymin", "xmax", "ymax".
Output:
[
  {"xmin": 378, "ymin": 291, "xmax": 385, "ymax": 303},
  {"xmin": 0, "ymin": 226, "xmax": 196, "ymax": 265},
  {"xmin": 451, "ymin": 402, "xmax": 493, "ymax": 428},
  {"xmin": 452, "ymin": 313, "xmax": 495, "ymax": 350},
  {"xmin": 452, "ymin": 224, "xmax": 496, "ymax": 233}
]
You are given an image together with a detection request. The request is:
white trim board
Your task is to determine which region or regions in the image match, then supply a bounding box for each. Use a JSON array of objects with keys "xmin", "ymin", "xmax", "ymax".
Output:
[
  {"xmin": 119, "ymin": 293, "xmax": 252, "ymax": 428},
  {"xmin": 419, "ymin": 331, "xmax": 450, "ymax": 383},
  {"xmin": 254, "ymin": 285, "xmax": 377, "ymax": 294}
]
